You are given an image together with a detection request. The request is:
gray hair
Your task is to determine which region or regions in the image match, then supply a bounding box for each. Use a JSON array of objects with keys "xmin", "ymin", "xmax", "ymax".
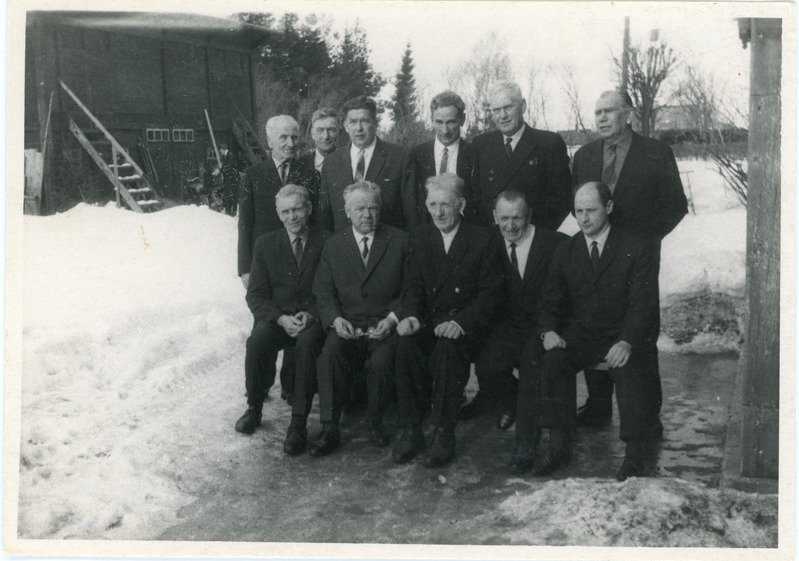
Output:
[
  {"xmin": 599, "ymin": 89, "xmax": 634, "ymax": 110},
  {"xmin": 425, "ymin": 173, "xmax": 465, "ymax": 200},
  {"xmin": 265, "ymin": 115, "xmax": 299, "ymax": 141},
  {"xmin": 494, "ymin": 189, "xmax": 529, "ymax": 210},
  {"xmin": 343, "ymin": 180, "xmax": 382, "ymax": 206},
  {"xmin": 488, "ymin": 81, "xmax": 524, "ymax": 105},
  {"xmin": 275, "ymin": 183, "xmax": 311, "ymax": 206},
  {"xmin": 310, "ymin": 108, "xmax": 339, "ymax": 126}
]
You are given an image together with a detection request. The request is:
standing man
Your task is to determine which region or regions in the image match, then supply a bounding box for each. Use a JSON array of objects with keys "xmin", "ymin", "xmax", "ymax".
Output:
[
  {"xmin": 298, "ymin": 108, "xmax": 340, "ymax": 176},
  {"xmin": 214, "ymin": 142, "xmax": 241, "ymax": 217},
  {"xmin": 393, "ymin": 173, "xmax": 503, "ymax": 467},
  {"xmin": 317, "ymin": 96, "xmax": 417, "ymax": 232},
  {"xmin": 472, "ymin": 81, "xmax": 571, "ymax": 231},
  {"xmin": 465, "ymin": 191, "xmax": 567, "ymax": 428},
  {"xmin": 235, "ymin": 185, "xmax": 330, "ymax": 455},
  {"xmin": 309, "ymin": 181, "xmax": 408, "ymax": 457},
  {"xmin": 408, "ymin": 91, "xmax": 478, "ymax": 223},
  {"xmin": 513, "ymin": 182, "xmax": 659, "ymax": 480},
  {"xmin": 238, "ymin": 115, "xmax": 318, "ymax": 288},
  {"xmin": 570, "ymin": 90, "xmax": 687, "ymax": 427}
]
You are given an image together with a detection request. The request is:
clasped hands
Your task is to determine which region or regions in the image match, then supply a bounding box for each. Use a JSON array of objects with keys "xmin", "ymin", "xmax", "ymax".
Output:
[
  {"xmin": 396, "ymin": 317, "xmax": 464, "ymax": 340},
  {"xmin": 278, "ymin": 311, "xmax": 314, "ymax": 338},
  {"xmin": 541, "ymin": 331, "xmax": 632, "ymax": 368},
  {"xmin": 333, "ymin": 316, "xmax": 396, "ymax": 341}
]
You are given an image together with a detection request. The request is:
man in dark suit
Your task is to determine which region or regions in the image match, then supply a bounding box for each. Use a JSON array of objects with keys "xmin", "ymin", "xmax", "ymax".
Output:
[
  {"xmin": 298, "ymin": 108, "xmax": 340, "ymax": 177},
  {"xmin": 571, "ymin": 90, "xmax": 688, "ymax": 427},
  {"xmin": 317, "ymin": 96, "xmax": 418, "ymax": 232},
  {"xmin": 472, "ymin": 81, "xmax": 571, "ymax": 231},
  {"xmin": 235, "ymin": 185, "xmax": 330, "ymax": 455},
  {"xmin": 308, "ymin": 181, "xmax": 409, "ymax": 457},
  {"xmin": 393, "ymin": 173, "xmax": 503, "ymax": 467},
  {"xmin": 513, "ymin": 182, "xmax": 660, "ymax": 481},
  {"xmin": 408, "ymin": 91, "xmax": 478, "ymax": 223},
  {"xmin": 465, "ymin": 191, "xmax": 567, "ymax": 429},
  {"xmin": 238, "ymin": 115, "xmax": 318, "ymax": 288}
]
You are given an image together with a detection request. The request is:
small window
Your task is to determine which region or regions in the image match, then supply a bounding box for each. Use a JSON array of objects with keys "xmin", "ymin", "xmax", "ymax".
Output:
[
  {"xmin": 172, "ymin": 129, "xmax": 195, "ymax": 143},
  {"xmin": 146, "ymin": 128, "xmax": 170, "ymax": 142}
]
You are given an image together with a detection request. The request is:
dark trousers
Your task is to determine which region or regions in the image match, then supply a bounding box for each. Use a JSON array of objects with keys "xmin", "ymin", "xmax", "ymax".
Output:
[
  {"xmin": 474, "ymin": 324, "xmax": 533, "ymax": 411},
  {"xmin": 516, "ymin": 333, "xmax": 662, "ymax": 442},
  {"xmin": 244, "ymin": 320, "xmax": 325, "ymax": 418},
  {"xmin": 317, "ymin": 331, "xmax": 398, "ymax": 426},
  {"xmin": 395, "ymin": 326, "xmax": 480, "ymax": 430}
]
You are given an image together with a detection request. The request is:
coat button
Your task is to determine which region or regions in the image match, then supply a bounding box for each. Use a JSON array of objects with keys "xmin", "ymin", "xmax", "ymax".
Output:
[{"xmin": 455, "ymin": 287, "xmax": 460, "ymax": 293}]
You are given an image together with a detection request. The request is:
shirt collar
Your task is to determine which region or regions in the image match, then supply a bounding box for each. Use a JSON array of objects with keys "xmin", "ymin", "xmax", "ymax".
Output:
[
  {"xmin": 272, "ymin": 154, "xmax": 291, "ymax": 169},
  {"xmin": 288, "ymin": 228, "xmax": 309, "ymax": 245},
  {"xmin": 314, "ymin": 149, "xmax": 327, "ymax": 169},
  {"xmin": 352, "ymin": 226, "xmax": 374, "ymax": 243},
  {"xmin": 606, "ymin": 127, "xmax": 633, "ymax": 151},
  {"xmin": 350, "ymin": 138, "xmax": 377, "ymax": 160},
  {"xmin": 585, "ymin": 223, "xmax": 611, "ymax": 249},
  {"xmin": 434, "ymin": 137, "xmax": 460, "ymax": 154},
  {"xmin": 440, "ymin": 220, "xmax": 461, "ymax": 242},
  {"xmin": 504, "ymin": 124, "xmax": 526, "ymax": 148},
  {"xmin": 505, "ymin": 224, "xmax": 535, "ymax": 250}
]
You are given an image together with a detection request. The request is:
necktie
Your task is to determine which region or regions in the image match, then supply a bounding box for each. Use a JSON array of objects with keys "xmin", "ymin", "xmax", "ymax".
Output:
[
  {"xmin": 504, "ymin": 137, "xmax": 513, "ymax": 159},
  {"xmin": 601, "ymin": 143, "xmax": 617, "ymax": 190},
  {"xmin": 439, "ymin": 146, "xmax": 449, "ymax": 175},
  {"xmin": 279, "ymin": 161, "xmax": 289, "ymax": 185},
  {"xmin": 293, "ymin": 236, "xmax": 303, "ymax": 266},
  {"xmin": 355, "ymin": 150, "xmax": 366, "ymax": 181},
  {"xmin": 361, "ymin": 236, "xmax": 369, "ymax": 265},
  {"xmin": 590, "ymin": 241, "xmax": 600, "ymax": 273},
  {"xmin": 509, "ymin": 242, "xmax": 521, "ymax": 278}
]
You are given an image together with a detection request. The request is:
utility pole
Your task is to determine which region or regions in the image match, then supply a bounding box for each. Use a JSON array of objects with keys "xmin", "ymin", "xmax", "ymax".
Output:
[{"xmin": 621, "ymin": 16, "xmax": 630, "ymax": 90}]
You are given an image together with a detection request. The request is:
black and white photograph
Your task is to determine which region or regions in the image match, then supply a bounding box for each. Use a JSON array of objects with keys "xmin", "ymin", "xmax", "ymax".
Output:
[{"xmin": 6, "ymin": 0, "xmax": 793, "ymax": 558}]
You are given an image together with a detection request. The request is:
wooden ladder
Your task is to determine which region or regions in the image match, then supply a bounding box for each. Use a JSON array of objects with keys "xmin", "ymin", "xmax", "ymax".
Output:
[
  {"xmin": 229, "ymin": 97, "xmax": 267, "ymax": 166},
  {"xmin": 59, "ymin": 79, "xmax": 163, "ymax": 213}
]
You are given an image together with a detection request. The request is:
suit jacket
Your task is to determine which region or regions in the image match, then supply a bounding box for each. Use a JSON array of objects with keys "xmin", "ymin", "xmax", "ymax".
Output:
[
  {"xmin": 237, "ymin": 157, "xmax": 319, "ymax": 276},
  {"xmin": 401, "ymin": 221, "xmax": 503, "ymax": 337},
  {"xmin": 318, "ymin": 138, "xmax": 415, "ymax": 232},
  {"xmin": 409, "ymin": 139, "xmax": 479, "ymax": 224},
  {"xmin": 571, "ymin": 131, "xmax": 687, "ymax": 242},
  {"xmin": 495, "ymin": 226, "xmax": 568, "ymax": 331},
  {"xmin": 313, "ymin": 223, "xmax": 409, "ymax": 329},
  {"xmin": 537, "ymin": 226, "xmax": 658, "ymax": 350},
  {"xmin": 472, "ymin": 125, "xmax": 572, "ymax": 231},
  {"xmin": 246, "ymin": 226, "xmax": 331, "ymax": 322}
]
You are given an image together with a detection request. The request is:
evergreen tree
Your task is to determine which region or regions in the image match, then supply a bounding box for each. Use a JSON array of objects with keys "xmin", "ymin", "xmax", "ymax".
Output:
[
  {"xmin": 390, "ymin": 43, "xmax": 418, "ymax": 123},
  {"xmin": 329, "ymin": 24, "xmax": 386, "ymax": 100}
]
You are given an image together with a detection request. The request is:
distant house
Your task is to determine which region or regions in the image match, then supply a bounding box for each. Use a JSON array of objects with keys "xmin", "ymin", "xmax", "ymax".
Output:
[
  {"xmin": 558, "ymin": 129, "xmax": 599, "ymax": 158},
  {"xmin": 25, "ymin": 11, "xmax": 274, "ymax": 212}
]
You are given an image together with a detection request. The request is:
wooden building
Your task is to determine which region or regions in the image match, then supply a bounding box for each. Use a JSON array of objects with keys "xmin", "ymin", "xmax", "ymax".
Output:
[{"xmin": 25, "ymin": 11, "xmax": 273, "ymax": 213}]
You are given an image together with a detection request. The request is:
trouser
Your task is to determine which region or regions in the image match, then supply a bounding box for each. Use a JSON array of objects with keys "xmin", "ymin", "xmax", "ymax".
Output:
[
  {"xmin": 474, "ymin": 324, "xmax": 533, "ymax": 412},
  {"xmin": 395, "ymin": 326, "xmax": 481, "ymax": 430},
  {"xmin": 316, "ymin": 330, "xmax": 398, "ymax": 427},
  {"xmin": 244, "ymin": 319, "xmax": 324, "ymax": 417}
]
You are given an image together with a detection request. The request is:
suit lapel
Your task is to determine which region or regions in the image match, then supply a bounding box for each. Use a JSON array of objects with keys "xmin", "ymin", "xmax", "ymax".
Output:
[
  {"xmin": 365, "ymin": 139, "xmax": 387, "ymax": 182},
  {"xmin": 522, "ymin": 228, "xmax": 544, "ymax": 285},
  {"xmin": 297, "ymin": 228, "xmax": 319, "ymax": 275},
  {"xmin": 278, "ymin": 228, "xmax": 298, "ymax": 271},
  {"xmin": 493, "ymin": 126, "xmax": 537, "ymax": 197},
  {"xmin": 363, "ymin": 226, "xmax": 389, "ymax": 282},
  {"xmin": 612, "ymin": 133, "xmax": 643, "ymax": 201},
  {"xmin": 433, "ymin": 223, "xmax": 468, "ymax": 294},
  {"xmin": 422, "ymin": 141, "xmax": 436, "ymax": 177},
  {"xmin": 343, "ymin": 229, "xmax": 367, "ymax": 281},
  {"xmin": 592, "ymin": 229, "xmax": 617, "ymax": 282}
]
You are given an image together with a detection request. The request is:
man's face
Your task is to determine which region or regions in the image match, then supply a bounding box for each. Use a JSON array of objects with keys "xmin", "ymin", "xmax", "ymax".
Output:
[
  {"xmin": 489, "ymin": 90, "xmax": 526, "ymax": 136},
  {"xmin": 493, "ymin": 198, "xmax": 532, "ymax": 243},
  {"xmin": 426, "ymin": 188, "xmax": 465, "ymax": 234},
  {"xmin": 574, "ymin": 186, "xmax": 612, "ymax": 238},
  {"xmin": 267, "ymin": 122, "xmax": 299, "ymax": 162},
  {"xmin": 345, "ymin": 190, "xmax": 381, "ymax": 235},
  {"xmin": 432, "ymin": 105, "xmax": 464, "ymax": 146},
  {"xmin": 344, "ymin": 109, "xmax": 377, "ymax": 149},
  {"xmin": 311, "ymin": 116, "xmax": 339, "ymax": 155},
  {"xmin": 594, "ymin": 94, "xmax": 631, "ymax": 143},
  {"xmin": 276, "ymin": 194, "xmax": 311, "ymax": 236}
]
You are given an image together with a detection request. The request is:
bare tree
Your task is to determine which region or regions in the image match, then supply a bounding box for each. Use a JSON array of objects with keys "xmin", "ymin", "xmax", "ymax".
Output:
[
  {"xmin": 558, "ymin": 63, "xmax": 589, "ymax": 132},
  {"xmin": 614, "ymin": 41, "xmax": 678, "ymax": 137},
  {"xmin": 523, "ymin": 62, "xmax": 550, "ymax": 129}
]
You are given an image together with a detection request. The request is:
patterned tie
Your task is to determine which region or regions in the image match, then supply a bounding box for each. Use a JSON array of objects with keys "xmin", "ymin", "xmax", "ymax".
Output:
[
  {"xmin": 279, "ymin": 161, "xmax": 289, "ymax": 185},
  {"xmin": 590, "ymin": 241, "xmax": 600, "ymax": 273},
  {"xmin": 439, "ymin": 146, "xmax": 449, "ymax": 175},
  {"xmin": 361, "ymin": 236, "xmax": 369, "ymax": 265},
  {"xmin": 504, "ymin": 137, "xmax": 513, "ymax": 159},
  {"xmin": 293, "ymin": 236, "xmax": 303, "ymax": 266},
  {"xmin": 601, "ymin": 143, "xmax": 617, "ymax": 191},
  {"xmin": 355, "ymin": 150, "xmax": 366, "ymax": 181},
  {"xmin": 509, "ymin": 242, "xmax": 521, "ymax": 278}
]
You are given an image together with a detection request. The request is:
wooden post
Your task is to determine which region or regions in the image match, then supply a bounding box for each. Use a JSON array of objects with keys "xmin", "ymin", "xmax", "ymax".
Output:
[
  {"xmin": 621, "ymin": 16, "xmax": 630, "ymax": 91},
  {"xmin": 740, "ymin": 18, "xmax": 781, "ymax": 479}
]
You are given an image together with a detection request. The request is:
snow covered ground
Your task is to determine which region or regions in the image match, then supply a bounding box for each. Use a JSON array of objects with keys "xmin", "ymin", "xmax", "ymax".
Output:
[{"xmin": 13, "ymin": 159, "xmax": 769, "ymax": 547}]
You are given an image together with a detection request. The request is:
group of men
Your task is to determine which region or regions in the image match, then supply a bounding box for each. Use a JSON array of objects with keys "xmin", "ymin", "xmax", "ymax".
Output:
[{"xmin": 234, "ymin": 80, "xmax": 687, "ymax": 481}]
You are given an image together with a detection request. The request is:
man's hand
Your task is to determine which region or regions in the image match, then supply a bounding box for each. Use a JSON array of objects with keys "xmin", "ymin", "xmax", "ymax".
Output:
[
  {"xmin": 369, "ymin": 317, "xmax": 397, "ymax": 341},
  {"xmin": 542, "ymin": 331, "xmax": 567, "ymax": 351},
  {"xmin": 397, "ymin": 317, "xmax": 421, "ymax": 337},
  {"xmin": 434, "ymin": 321, "xmax": 464, "ymax": 340},
  {"xmin": 277, "ymin": 314, "xmax": 304, "ymax": 338},
  {"xmin": 295, "ymin": 311, "xmax": 314, "ymax": 331},
  {"xmin": 333, "ymin": 317, "xmax": 356, "ymax": 340},
  {"xmin": 240, "ymin": 273, "xmax": 250, "ymax": 289},
  {"xmin": 605, "ymin": 341, "xmax": 632, "ymax": 368}
]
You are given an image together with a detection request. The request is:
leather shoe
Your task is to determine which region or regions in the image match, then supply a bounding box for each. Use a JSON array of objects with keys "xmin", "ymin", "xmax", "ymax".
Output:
[
  {"xmin": 497, "ymin": 409, "xmax": 516, "ymax": 430},
  {"xmin": 234, "ymin": 407, "xmax": 262, "ymax": 435},
  {"xmin": 423, "ymin": 428, "xmax": 456, "ymax": 468},
  {"xmin": 392, "ymin": 426, "xmax": 425, "ymax": 464},
  {"xmin": 510, "ymin": 436, "xmax": 538, "ymax": 474},
  {"xmin": 533, "ymin": 449, "xmax": 570, "ymax": 476},
  {"xmin": 282, "ymin": 422, "xmax": 307, "ymax": 456},
  {"xmin": 576, "ymin": 403, "xmax": 612, "ymax": 427},
  {"xmin": 459, "ymin": 393, "xmax": 485, "ymax": 420},
  {"xmin": 367, "ymin": 423, "xmax": 391, "ymax": 447},
  {"xmin": 616, "ymin": 456, "xmax": 646, "ymax": 481},
  {"xmin": 308, "ymin": 430, "xmax": 340, "ymax": 457}
]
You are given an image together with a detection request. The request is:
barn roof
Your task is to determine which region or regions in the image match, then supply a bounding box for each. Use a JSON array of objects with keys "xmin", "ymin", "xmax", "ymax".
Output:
[{"xmin": 27, "ymin": 11, "xmax": 276, "ymax": 52}]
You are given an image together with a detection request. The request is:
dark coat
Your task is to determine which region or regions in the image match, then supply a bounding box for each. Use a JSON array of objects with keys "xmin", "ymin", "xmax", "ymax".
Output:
[
  {"xmin": 318, "ymin": 138, "xmax": 416, "ymax": 232},
  {"xmin": 571, "ymin": 131, "xmax": 688, "ymax": 241},
  {"xmin": 237, "ymin": 157, "xmax": 318, "ymax": 276},
  {"xmin": 313, "ymin": 223, "xmax": 409, "ymax": 329},
  {"xmin": 408, "ymin": 139, "xmax": 479, "ymax": 224},
  {"xmin": 245, "ymin": 226, "xmax": 331, "ymax": 323},
  {"xmin": 472, "ymin": 125, "xmax": 572, "ymax": 230},
  {"xmin": 400, "ymin": 221, "xmax": 503, "ymax": 337},
  {"xmin": 536, "ymin": 226, "xmax": 658, "ymax": 350}
]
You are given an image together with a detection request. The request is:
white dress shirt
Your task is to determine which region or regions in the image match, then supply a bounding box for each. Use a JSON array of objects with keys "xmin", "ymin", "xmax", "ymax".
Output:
[
  {"xmin": 350, "ymin": 139, "xmax": 377, "ymax": 179},
  {"xmin": 503, "ymin": 125, "xmax": 525, "ymax": 153},
  {"xmin": 440, "ymin": 221, "xmax": 461, "ymax": 254},
  {"xmin": 505, "ymin": 224, "xmax": 536, "ymax": 278},
  {"xmin": 584, "ymin": 223, "xmax": 611, "ymax": 257},
  {"xmin": 434, "ymin": 138, "xmax": 460, "ymax": 175},
  {"xmin": 314, "ymin": 149, "xmax": 326, "ymax": 172}
]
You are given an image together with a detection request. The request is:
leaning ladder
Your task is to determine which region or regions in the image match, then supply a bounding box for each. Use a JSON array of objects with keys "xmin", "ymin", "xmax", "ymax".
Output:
[{"xmin": 229, "ymin": 96, "xmax": 267, "ymax": 166}]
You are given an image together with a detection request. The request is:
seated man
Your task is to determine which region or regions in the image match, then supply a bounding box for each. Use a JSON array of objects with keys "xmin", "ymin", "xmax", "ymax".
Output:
[
  {"xmin": 394, "ymin": 173, "xmax": 503, "ymax": 467},
  {"xmin": 468, "ymin": 191, "xmax": 567, "ymax": 429},
  {"xmin": 309, "ymin": 181, "xmax": 409, "ymax": 457},
  {"xmin": 513, "ymin": 181, "xmax": 660, "ymax": 481},
  {"xmin": 236, "ymin": 184, "xmax": 330, "ymax": 457}
]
